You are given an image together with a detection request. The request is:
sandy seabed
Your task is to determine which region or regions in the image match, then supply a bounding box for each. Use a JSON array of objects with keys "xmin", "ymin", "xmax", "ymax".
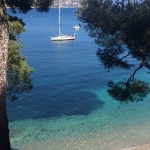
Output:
[
  {"xmin": 12, "ymin": 121, "xmax": 150, "ymax": 150},
  {"xmin": 123, "ymin": 144, "xmax": 150, "ymax": 150}
]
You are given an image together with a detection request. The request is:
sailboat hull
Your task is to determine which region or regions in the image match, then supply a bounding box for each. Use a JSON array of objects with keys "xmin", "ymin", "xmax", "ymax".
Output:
[{"xmin": 51, "ymin": 35, "xmax": 75, "ymax": 41}]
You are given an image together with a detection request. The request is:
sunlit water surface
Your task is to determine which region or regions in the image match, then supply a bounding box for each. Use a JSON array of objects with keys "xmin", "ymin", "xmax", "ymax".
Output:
[{"xmin": 7, "ymin": 8, "xmax": 150, "ymax": 150}]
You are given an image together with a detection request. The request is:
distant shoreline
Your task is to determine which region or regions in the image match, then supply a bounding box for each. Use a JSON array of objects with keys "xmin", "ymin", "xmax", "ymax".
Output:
[
  {"xmin": 6, "ymin": 6, "xmax": 79, "ymax": 9},
  {"xmin": 31, "ymin": 6, "xmax": 79, "ymax": 8}
]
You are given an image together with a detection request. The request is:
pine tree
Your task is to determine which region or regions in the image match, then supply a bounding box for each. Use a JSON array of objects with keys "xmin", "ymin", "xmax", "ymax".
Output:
[
  {"xmin": 0, "ymin": 0, "xmax": 52, "ymax": 149},
  {"xmin": 78, "ymin": 0, "xmax": 150, "ymax": 102}
]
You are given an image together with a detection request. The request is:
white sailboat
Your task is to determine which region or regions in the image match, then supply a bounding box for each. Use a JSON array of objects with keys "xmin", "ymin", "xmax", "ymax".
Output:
[{"xmin": 50, "ymin": 0, "xmax": 75, "ymax": 41}]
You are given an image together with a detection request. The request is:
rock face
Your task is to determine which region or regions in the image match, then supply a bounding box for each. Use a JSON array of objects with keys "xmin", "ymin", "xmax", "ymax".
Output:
[{"xmin": 0, "ymin": 3, "xmax": 11, "ymax": 150}]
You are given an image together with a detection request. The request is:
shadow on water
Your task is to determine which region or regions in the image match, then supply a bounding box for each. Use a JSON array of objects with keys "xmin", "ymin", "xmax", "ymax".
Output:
[
  {"xmin": 44, "ymin": 91, "xmax": 104, "ymax": 118},
  {"xmin": 8, "ymin": 91, "xmax": 104, "ymax": 122}
]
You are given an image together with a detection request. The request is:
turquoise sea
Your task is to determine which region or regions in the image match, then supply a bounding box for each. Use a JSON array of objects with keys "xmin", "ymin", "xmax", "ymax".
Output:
[{"xmin": 7, "ymin": 8, "xmax": 150, "ymax": 150}]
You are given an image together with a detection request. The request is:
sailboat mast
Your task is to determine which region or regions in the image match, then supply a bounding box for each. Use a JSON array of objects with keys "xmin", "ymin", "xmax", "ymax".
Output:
[{"xmin": 58, "ymin": 0, "xmax": 60, "ymax": 36}]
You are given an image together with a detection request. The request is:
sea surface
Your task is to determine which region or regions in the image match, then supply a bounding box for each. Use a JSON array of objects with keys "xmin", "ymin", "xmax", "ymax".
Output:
[{"xmin": 7, "ymin": 8, "xmax": 150, "ymax": 150}]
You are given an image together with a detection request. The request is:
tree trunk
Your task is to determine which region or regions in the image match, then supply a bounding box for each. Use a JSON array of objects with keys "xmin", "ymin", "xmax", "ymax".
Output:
[{"xmin": 0, "ymin": 3, "xmax": 11, "ymax": 150}]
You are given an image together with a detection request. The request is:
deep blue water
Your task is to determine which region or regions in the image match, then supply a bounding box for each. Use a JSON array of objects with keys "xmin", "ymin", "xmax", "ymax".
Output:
[
  {"xmin": 7, "ymin": 8, "xmax": 150, "ymax": 150},
  {"xmin": 7, "ymin": 8, "xmax": 108, "ymax": 121}
]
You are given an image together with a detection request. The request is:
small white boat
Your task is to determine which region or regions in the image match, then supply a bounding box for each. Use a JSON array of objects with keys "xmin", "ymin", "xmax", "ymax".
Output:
[
  {"xmin": 73, "ymin": 25, "xmax": 80, "ymax": 29},
  {"xmin": 50, "ymin": 0, "xmax": 75, "ymax": 41}
]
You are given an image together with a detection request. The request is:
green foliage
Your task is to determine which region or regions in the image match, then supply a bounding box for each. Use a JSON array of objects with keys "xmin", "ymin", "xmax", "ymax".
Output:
[
  {"xmin": 8, "ymin": 16, "xmax": 25, "ymax": 40},
  {"xmin": 8, "ymin": 18, "xmax": 24, "ymax": 34},
  {"xmin": 108, "ymin": 80, "xmax": 150, "ymax": 102},
  {"xmin": 78, "ymin": 0, "xmax": 150, "ymax": 63},
  {"xmin": 34, "ymin": 0, "xmax": 52, "ymax": 12},
  {"xmin": 5, "ymin": 0, "xmax": 34, "ymax": 13},
  {"xmin": 7, "ymin": 16, "xmax": 33, "ymax": 100},
  {"xmin": 7, "ymin": 40, "xmax": 33, "ymax": 100},
  {"xmin": 4, "ymin": 0, "xmax": 53, "ymax": 13}
]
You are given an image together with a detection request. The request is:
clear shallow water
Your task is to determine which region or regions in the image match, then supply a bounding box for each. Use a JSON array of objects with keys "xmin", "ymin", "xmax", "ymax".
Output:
[{"xmin": 7, "ymin": 8, "xmax": 150, "ymax": 150}]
